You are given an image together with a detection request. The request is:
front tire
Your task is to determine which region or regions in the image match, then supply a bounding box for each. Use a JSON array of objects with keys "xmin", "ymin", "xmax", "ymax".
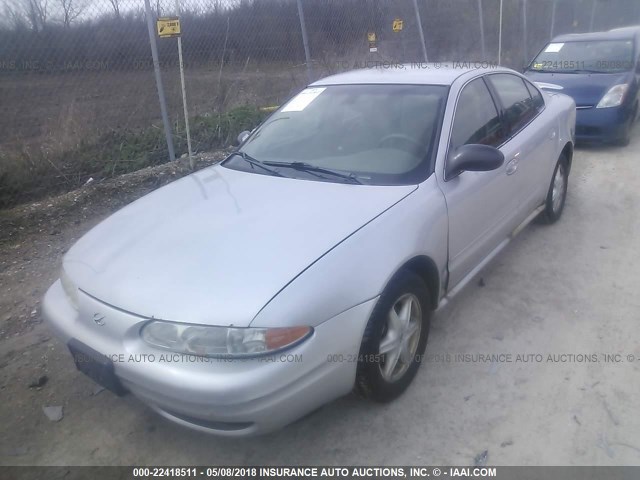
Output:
[
  {"xmin": 616, "ymin": 103, "xmax": 637, "ymax": 147},
  {"xmin": 355, "ymin": 270, "xmax": 431, "ymax": 402}
]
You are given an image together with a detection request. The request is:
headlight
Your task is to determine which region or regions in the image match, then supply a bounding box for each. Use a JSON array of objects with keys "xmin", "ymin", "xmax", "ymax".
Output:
[
  {"xmin": 596, "ymin": 84, "xmax": 629, "ymax": 108},
  {"xmin": 60, "ymin": 268, "xmax": 79, "ymax": 310},
  {"xmin": 141, "ymin": 321, "xmax": 312, "ymax": 358}
]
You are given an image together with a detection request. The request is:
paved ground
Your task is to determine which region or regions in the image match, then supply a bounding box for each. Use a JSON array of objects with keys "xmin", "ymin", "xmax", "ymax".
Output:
[{"xmin": 1, "ymin": 128, "xmax": 640, "ymax": 466}]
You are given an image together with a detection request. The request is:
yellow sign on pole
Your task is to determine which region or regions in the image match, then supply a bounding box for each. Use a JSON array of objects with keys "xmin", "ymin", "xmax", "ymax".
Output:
[
  {"xmin": 367, "ymin": 32, "xmax": 378, "ymax": 53},
  {"xmin": 157, "ymin": 17, "xmax": 181, "ymax": 38},
  {"xmin": 393, "ymin": 18, "xmax": 404, "ymax": 32}
]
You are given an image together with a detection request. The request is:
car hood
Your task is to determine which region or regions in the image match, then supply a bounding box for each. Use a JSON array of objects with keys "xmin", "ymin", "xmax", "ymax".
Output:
[
  {"xmin": 64, "ymin": 165, "xmax": 416, "ymax": 326},
  {"xmin": 525, "ymin": 70, "xmax": 631, "ymax": 107}
]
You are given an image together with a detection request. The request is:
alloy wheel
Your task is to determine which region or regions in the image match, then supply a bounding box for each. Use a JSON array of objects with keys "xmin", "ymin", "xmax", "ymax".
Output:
[
  {"xmin": 551, "ymin": 163, "xmax": 566, "ymax": 214},
  {"xmin": 378, "ymin": 293, "xmax": 422, "ymax": 382}
]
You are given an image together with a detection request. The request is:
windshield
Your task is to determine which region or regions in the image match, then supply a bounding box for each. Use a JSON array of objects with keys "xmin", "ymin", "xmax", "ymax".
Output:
[
  {"xmin": 228, "ymin": 84, "xmax": 448, "ymax": 185},
  {"xmin": 529, "ymin": 39, "xmax": 635, "ymax": 73}
]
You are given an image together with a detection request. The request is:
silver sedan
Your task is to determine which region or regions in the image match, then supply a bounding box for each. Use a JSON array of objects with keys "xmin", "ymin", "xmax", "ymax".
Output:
[{"xmin": 43, "ymin": 65, "xmax": 576, "ymax": 436}]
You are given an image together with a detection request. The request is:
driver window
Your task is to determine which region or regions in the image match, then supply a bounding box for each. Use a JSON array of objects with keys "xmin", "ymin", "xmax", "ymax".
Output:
[{"xmin": 450, "ymin": 78, "xmax": 506, "ymax": 153}]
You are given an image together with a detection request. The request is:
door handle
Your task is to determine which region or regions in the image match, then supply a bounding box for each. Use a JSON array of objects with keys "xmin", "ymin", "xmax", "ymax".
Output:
[{"xmin": 506, "ymin": 158, "xmax": 519, "ymax": 175}]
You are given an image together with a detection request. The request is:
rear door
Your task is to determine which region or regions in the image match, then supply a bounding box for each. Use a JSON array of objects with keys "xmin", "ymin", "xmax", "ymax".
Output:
[
  {"xmin": 440, "ymin": 77, "xmax": 522, "ymax": 288},
  {"xmin": 486, "ymin": 73, "xmax": 556, "ymax": 215}
]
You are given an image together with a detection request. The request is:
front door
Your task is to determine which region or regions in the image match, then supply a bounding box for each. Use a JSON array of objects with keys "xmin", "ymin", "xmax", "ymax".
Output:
[{"xmin": 439, "ymin": 77, "xmax": 522, "ymax": 288}]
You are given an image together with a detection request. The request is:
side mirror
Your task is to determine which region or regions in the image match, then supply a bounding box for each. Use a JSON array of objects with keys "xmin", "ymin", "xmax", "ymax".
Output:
[
  {"xmin": 446, "ymin": 144, "xmax": 505, "ymax": 180},
  {"xmin": 236, "ymin": 130, "xmax": 250, "ymax": 146}
]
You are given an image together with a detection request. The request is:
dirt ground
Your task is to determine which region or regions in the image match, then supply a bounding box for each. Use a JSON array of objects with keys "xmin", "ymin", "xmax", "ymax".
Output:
[{"xmin": 1, "ymin": 128, "xmax": 640, "ymax": 466}]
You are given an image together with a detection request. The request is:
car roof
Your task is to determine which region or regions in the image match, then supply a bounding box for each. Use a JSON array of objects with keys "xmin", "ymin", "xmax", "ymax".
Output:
[
  {"xmin": 311, "ymin": 64, "xmax": 514, "ymax": 87},
  {"xmin": 552, "ymin": 28, "xmax": 639, "ymax": 43},
  {"xmin": 609, "ymin": 25, "xmax": 640, "ymax": 35}
]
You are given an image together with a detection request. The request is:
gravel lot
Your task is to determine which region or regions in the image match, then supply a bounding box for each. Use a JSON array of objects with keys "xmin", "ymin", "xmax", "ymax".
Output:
[{"xmin": 1, "ymin": 129, "xmax": 639, "ymax": 466}]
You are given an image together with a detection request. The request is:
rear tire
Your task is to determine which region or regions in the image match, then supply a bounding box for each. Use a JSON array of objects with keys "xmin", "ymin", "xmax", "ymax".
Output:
[
  {"xmin": 540, "ymin": 154, "xmax": 569, "ymax": 224},
  {"xmin": 355, "ymin": 270, "xmax": 431, "ymax": 402}
]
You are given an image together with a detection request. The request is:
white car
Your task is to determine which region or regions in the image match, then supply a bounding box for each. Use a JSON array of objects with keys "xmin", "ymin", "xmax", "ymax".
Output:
[{"xmin": 43, "ymin": 65, "xmax": 576, "ymax": 436}]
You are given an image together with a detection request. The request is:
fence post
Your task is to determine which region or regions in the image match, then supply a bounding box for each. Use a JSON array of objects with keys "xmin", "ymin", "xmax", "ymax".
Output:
[
  {"xmin": 550, "ymin": 0, "xmax": 557, "ymax": 40},
  {"xmin": 144, "ymin": 0, "xmax": 175, "ymax": 162},
  {"xmin": 478, "ymin": 0, "xmax": 486, "ymax": 60},
  {"xmin": 412, "ymin": 0, "xmax": 429, "ymax": 62},
  {"xmin": 522, "ymin": 0, "xmax": 528, "ymax": 66},
  {"xmin": 498, "ymin": 0, "xmax": 503, "ymax": 65},
  {"xmin": 296, "ymin": 0, "xmax": 313, "ymax": 83},
  {"xmin": 175, "ymin": 0, "xmax": 193, "ymax": 170},
  {"xmin": 589, "ymin": 0, "xmax": 597, "ymax": 32}
]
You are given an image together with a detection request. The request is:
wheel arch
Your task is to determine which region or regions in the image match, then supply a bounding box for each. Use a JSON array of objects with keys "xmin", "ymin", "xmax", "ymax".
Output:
[
  {"xmin": 393, "ymin": 256, "xmax": 441, "ymax": 309},
  {"xmin": 561, "ymin": 141, "xmax": 573, "ymax": 174}
]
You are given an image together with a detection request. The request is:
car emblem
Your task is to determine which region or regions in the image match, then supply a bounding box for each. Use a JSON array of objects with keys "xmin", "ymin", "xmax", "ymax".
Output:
[{"xmin": 93, "ymin": 313, "xmax": 106, "ymax": 326}]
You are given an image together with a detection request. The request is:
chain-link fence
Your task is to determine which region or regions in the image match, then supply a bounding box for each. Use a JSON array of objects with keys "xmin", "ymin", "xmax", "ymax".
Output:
[{"xmin": 1, "ymin": 0, "xmax": 639, "ymax": 208}]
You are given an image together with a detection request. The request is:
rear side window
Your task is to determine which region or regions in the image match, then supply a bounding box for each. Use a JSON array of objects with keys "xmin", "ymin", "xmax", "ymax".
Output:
[
  {"xmin": 487, "ymin": 74, "xmax": 537, "ymax": 135},
  {"xmin": 524, "ymin": 79, "xmax": 545, "ymax": 113},
  {"xmin": 450, "ymin": 78, "xmax": 506, "ymax": 151}
]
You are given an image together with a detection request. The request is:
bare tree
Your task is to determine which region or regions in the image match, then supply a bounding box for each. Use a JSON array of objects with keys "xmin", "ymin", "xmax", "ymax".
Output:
[
  {"xmin": 108, "ymin": 0, "xmax": 120, "ymax": 18},
  {"xmin": 210, "ymin": 0, "xmax": 223, "ymax": 15},
  {"xmin": 31, "ymin": 0, "xmax": 49, "ymax": 31},
  {"xmin": 58, "ymin": 0, "xmax": 86, "ymax": 28},
  {"xmin": 3, "ymin": 1, "xmax": 29, "ymax": 29},
  {"xmin": 9, "ymin": 0, "xmax": 50, "ymax": 32}
]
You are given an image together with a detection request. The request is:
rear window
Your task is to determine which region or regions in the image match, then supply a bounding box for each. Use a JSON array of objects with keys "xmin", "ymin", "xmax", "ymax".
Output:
[
  {"xmin": 524, "ymin": 80, "xmax": 545, "ymax": 113},
  {"xmin": 529, "ymin": 39, "xmax": 635, "ymax": 73}
]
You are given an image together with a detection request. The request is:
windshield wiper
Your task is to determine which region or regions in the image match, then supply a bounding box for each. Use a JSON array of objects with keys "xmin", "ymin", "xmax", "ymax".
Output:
[
  {"xmin": 262, "ymin": 161, "xmax": 362, "ymax": 184},
  {"xmin": 569, "ymin": 69, "xmax": 607, "ymax": 74},
  {"xmin": 227, "ymin": 151, "xmax": 285, "ymax": 177}
]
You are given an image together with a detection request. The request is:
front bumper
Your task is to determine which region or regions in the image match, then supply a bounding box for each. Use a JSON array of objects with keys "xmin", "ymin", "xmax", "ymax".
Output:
[
  {"xmin": 575, "ymin": 104, "xmax": 633, "ymax": 142},
  {"xmin": 42, "ymin": 280, "xmax": 375, "ymax": 436}
]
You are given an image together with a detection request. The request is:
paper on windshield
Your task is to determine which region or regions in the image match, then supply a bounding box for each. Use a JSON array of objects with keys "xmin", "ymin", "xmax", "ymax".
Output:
[
  {"xmin": 545, "ymin": 43, "xmax": 564, "ymax": 53},
  {"xmin": 282, "ymin": 87, "xmax": 326, "ymax": 112}
]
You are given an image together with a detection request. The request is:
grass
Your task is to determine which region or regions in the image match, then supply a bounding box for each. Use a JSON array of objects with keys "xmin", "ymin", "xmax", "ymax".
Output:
[{"xmin": 0, "ymin": 105, "xmax": 268, "ymax": 209}]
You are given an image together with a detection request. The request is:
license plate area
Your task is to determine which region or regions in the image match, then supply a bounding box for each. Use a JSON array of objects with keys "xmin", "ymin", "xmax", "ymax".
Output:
[{"xmin": 68, "ymin": 338, "xmax": 126, "ymax": 396}]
